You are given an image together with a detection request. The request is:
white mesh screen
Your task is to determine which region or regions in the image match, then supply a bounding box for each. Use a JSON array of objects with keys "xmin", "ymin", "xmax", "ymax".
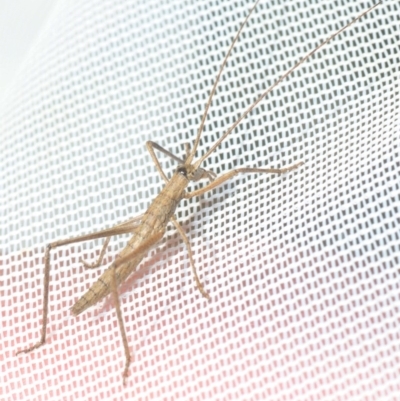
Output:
[{"xmin": 2, "ymin": 0, "xmax": 399, "ymax": 400}]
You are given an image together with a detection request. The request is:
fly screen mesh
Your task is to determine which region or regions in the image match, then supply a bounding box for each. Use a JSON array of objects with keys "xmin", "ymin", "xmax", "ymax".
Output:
[{"xmin": 1, "ymin": 0, "xmax": 399, "ymax": 400}]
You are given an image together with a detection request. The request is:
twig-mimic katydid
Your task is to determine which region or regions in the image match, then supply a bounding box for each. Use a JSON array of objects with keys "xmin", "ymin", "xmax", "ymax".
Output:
[{"xmin": 16, "ymin": 0, "xmax": 381, "ymax": 385}]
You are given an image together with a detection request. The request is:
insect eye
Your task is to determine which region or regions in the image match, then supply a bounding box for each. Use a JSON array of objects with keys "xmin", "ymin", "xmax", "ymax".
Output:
[{"xmin": 176, "ymin": 166, "xmax": 187, "ymax": 176}]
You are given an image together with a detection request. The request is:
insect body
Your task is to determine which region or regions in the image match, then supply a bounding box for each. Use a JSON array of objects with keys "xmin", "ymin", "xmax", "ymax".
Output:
[
  {"xmin": 71, "ymin": 159, "xmax": 214, "ymax": 316},
  {"xmin": 16, "ymin": 0, "xmax": 381, "ymax": 385}
]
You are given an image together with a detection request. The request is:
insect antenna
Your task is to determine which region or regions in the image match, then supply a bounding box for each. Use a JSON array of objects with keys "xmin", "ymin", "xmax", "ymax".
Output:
[
  {"xmin": 190, "ymin": 1, "xmax": 381, "ymax": 172},
  {"xmin": 185, "ymin": 0, "xmax": 262, "ymax": 165}
]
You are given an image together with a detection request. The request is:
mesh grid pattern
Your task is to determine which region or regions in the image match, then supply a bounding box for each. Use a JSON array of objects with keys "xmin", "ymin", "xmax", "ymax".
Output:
[{"xmin": 1, "ymin": 0, "xmax": 399, "ymax": 400}]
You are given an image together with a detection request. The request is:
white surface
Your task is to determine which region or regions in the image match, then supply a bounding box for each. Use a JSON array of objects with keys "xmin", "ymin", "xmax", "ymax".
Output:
[
  {"xmin": 0, "ymin": 0, "xmax": 55, "ymax": 107},
  {"xmin": 1, "ymin": 0, "xmax": 399, "ymax": 400}
]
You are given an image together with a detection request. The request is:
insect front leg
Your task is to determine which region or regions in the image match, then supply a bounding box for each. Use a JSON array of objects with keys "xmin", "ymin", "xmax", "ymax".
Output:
[
  {"xmin": 184, "ymin": 162, "xmax": 304, "ymax": 199},
  {"xmin": 146, "ymin": 141, "xmax": 179, "ymax": 184},
  {"xmin": 146, "ymin": 140, "xmax": 216, "ymax": 183},
  {"xmin": 170, "ymin": 216, "xmax": 210, "ymax": 301},
  {"xmin": 15, "ymin": 218, "xmax": 142, "ymax": 357}
]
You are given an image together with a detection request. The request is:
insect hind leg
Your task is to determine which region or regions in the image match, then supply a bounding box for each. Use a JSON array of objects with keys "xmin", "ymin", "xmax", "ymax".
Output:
[
  {"xmin": 79, "ymin": 215, "xmax": 142, "ymax": 269},
  {"xmin": 15, "ymin": 216, "xmax": 142, "ymax": 356}
]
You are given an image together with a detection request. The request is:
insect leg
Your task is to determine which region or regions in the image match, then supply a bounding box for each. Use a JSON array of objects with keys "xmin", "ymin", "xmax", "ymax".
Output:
[
  {"xmin": 80, "ymin": 214, "xmax": 143, "ymax": 269},
  {"xmin": 109, "ymin": 263, "xmax": 131, "ymax": 386},
  {"xmin": 113, "ymin": 230, "xmax": 164, "ymax": 270},
  {"xmin": 15, "ymin": 217, "xmax": 143, "ymax": 356},
  {"xmin": 147, "ymin": 141, "xmax": 216, "ymax": 183},
  {"xmin": 80, "ymin": 237, "xmax": 111, "ymax": 268},
  {"xmin": 170, "ymin": 216, "xmax": 210, "ymax": 301},
  {"xmin": 146, "ymin": 141, "xmax": 184, "ymax": 184},
  {"xmin": 185, "ymin": 161, "xmax": 304, "ymax": 199},
  {"xmin": 105, "ymin": 230, "xmax": 165, "ymax": 385},
  {"xmin": 184, "ymin": 143, "xmax": 190, "ymax": 159}
]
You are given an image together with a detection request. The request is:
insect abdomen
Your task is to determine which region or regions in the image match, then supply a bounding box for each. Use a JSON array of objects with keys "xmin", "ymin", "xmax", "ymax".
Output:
[
  {"xmin": 71, "ymin": 252, "xmax": 144, "ymax": 316},
  {"xmin": 71, "ymin": 172, "xmax": 189, "ymax": 316}
]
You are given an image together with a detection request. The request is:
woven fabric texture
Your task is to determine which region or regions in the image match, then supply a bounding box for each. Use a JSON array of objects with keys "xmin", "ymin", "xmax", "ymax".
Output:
[{"xmin": 1, "ymin": 0, "xmax": 399, "ymax": 400}]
